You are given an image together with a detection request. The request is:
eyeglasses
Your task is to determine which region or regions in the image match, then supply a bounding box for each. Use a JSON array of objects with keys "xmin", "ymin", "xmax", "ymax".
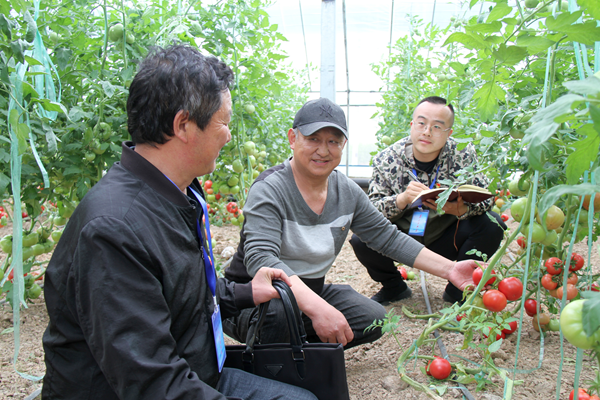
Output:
[{"xmin": 412, "ymin": 120, "xmax": 451, "ymax": 137}]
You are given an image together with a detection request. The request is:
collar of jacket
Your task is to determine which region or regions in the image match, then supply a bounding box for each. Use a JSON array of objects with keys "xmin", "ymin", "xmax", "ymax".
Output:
[{"xmin": 119, "ymin": 141, "xmax": 203, "ymax": 208}]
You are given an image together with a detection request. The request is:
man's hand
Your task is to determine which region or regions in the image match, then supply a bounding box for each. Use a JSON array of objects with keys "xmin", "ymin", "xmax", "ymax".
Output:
[
  {"xmin": 396, "ymin": 181, "xmax": 429, "ymax": 209},
  {"xmin": 423, "ymin": 196, "xmax": 468, "ymax": 216},
  {"xmin": 446, "ymin": 260, "xmax": 480, "ymax": 291},
  {"xmin": 310, "ymin": 303, "xmax": 354, "ymax": 346},
  {"xmin": 251, "ymin": 267, "xmax": 293, "ymax": 306}
]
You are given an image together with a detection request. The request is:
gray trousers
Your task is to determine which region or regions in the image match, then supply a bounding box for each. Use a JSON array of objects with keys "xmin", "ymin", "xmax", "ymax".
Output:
[{"xmin": 223, "ymin": 284, "xmax": 386, "ymax": 349}]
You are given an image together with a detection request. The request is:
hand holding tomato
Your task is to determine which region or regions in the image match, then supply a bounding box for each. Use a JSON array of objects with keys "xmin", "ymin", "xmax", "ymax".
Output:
[
  {"xmin": 472, "ymin": 267, "xmax": 496, "ymax": 286},
  {"xmin": 446, "ymin": 260, "xmax": 481, "ymax": 291}
]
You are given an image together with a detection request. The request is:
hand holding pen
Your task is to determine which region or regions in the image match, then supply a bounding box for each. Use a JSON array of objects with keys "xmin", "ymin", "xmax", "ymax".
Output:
[{"xmin": 395, "ymin": 171, "xmax": 429, "ymax": 210}]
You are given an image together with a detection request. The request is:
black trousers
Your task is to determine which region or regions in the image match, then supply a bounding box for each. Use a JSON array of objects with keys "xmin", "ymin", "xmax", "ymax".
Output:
[{"xmin": 350, "ymin": 212, "xmax": 506, "ymax": 301}]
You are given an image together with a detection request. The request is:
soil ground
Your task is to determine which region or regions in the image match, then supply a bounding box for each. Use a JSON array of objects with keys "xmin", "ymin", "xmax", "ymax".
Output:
[{"xmin": 0, "ymin": 218, "xmax": 598, "ymax": 399}]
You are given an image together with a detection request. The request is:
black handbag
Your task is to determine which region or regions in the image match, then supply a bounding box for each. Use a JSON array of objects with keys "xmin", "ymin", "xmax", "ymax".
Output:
[{"xmin": 224, "ymin": 280, "xmax": 350, "ymax": 400}]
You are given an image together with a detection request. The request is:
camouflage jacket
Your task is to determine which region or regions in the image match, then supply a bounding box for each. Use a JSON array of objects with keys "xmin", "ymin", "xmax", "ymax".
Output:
[{"xmin": 368, "ymin": 137, "xmax": 493, "ymax": 244}]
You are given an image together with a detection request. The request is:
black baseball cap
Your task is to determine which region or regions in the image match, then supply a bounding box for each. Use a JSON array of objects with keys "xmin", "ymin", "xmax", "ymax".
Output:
[{"xmin": 293, "ymin": 98, "xmax": 348, "ymax": 139}]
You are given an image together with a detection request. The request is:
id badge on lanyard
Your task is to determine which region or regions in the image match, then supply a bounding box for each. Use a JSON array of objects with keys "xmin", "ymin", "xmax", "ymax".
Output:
[
  {"xmin": 188, "ymin": 186, "xmax": 227, "ymax": 372},
  {"xmin": 408, "ymin": 167, "xmax": 439, "ymax": 238}
]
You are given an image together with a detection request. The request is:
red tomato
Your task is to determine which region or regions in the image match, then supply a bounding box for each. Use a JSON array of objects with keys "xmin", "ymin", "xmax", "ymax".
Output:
[
  {"xmin": 591, "ymin": 282, "xmax": 600, "ymax": 292},
  {"xmin": 544, "ymin": 257, "xmax": 563, "ymax": 275},
  {"xmin": 569, "ymin": 253, "xmax": 585, "ymax": 271},
  {"xmin": 483, "ymin": 328, "xmax": 505, "ymax": 341},
  {"xmin": 589, "ymin": 395, "xmax": 599, "ymax": 400},
  {"xmin": 472, "ymin": 267, "xmax": 496, "ymax": 286},
  {"xmin": 204, "ymin": 180, "xmax": 213, "ymax": 189},
  {"xmin": 482, "ymin": 290, "xmax": 507, "ymax": 312},
  {"xmin": 22, "ymin": 211, "xmax": 28, "ymax": 218},
  {"xmin": 428, "ymin": 358, "xmax": 452, "ymax": 380},
  {"xmin": 556, "ymin": 284, "xmax": 578, "ymax": 300},
  {"xmin": 398, "ymin": 266, "xmax": 408, "ymax": 280},
  {"xmin": 516, "ymin": 236, "xmax": 527, "ymax": 249},
  {"xmin": 541, "ymin": 274, "xmax": 558, "ymax": 290},
  {"xmin": 498, "ymin": 277, "xmax": 523, "ymax": 301},
  {"xmin": 501, "ymin": 321, "xmax": 518, "ymax": 335},
  {"xmin": 524, "ymin": 299, "xmax": 538, "ymax": 317},
  {"xmin": 456, "ymin": 313, "xmax": 466, "ymax": 322},
  {"xmin": 215, "ymin": 193, "xmax": 222, "ymax": 201},
  {"xmin": 567, "ymin": 272, "xmax": 578, "ymax": 285},
  {"xmin": 205, "ymin": 188, "xmax": 214, "ymax": 195},
  {"xmin": 500, "ymin": 213, "xmax": 509, "ymax": 222},
  {"xmin": 569, "ymin": 389, "xmax": 590, "ymax": 400}
]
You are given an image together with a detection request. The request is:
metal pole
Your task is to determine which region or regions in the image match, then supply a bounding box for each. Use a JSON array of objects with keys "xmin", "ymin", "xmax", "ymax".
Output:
[
  {"xmin": 320, "ymin": 0, "xmax": 336, "ymax": 101},
  {"xmin": 342, "ymin": 0, "xmax": 350, "ymax": 176}
]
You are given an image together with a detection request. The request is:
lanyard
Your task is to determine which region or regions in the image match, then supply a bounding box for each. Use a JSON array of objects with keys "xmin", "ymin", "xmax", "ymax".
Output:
[
  {"xmin": 187, "ymin": 186, "xmax": 217, "ymax": 299},
  {"xmin": 413, "ymin": 166, "xmax": 441, "ymax": 189}
]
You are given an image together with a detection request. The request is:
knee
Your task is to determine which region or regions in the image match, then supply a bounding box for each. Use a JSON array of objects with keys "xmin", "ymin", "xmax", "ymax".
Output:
[{"xmin": 349, "ymin": 233, "xmax": 370, "ymax": 256}]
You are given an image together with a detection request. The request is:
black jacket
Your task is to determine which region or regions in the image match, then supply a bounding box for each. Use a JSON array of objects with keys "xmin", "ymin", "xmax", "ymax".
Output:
[{"xmin": 42, "ymin": 142, "xmax": 254, "ymax": 399}]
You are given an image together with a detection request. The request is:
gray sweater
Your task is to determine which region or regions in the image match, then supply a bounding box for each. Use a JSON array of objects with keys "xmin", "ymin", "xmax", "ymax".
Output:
[{"xmin": 226, "ymin": 160, "xmax": 424, "ymax": 287}]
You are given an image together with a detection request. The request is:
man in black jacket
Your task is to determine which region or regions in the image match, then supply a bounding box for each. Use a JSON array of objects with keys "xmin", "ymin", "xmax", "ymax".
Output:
[{"xmin": 42, "ymin": 45, "xmax": 317, "ymax": 400}]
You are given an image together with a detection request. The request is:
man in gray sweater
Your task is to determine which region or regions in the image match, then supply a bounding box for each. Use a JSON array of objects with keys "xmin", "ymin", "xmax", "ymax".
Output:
[{"xmin": 224, "ymin": 98, "xmax": 480, "ymax": 348}]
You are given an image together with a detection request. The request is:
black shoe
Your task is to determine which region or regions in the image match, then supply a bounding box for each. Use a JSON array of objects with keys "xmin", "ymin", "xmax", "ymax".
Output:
[
  {"xmin": 442, "ymin": 291, "xmax": 465, "ymax": 305},
  {"xmin": 371, "ymin": 286, "xmax": 412, "ymax": 305}
]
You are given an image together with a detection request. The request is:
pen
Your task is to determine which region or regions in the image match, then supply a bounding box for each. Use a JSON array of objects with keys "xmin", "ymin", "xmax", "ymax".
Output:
[{"xmin": 407, "ymin": 170, "xmax": 419, "ymax": 182}]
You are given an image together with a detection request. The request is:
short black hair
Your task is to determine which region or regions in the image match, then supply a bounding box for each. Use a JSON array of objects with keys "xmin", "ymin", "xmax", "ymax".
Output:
[
  {"xmin": 127, "ymin": 44, "xmax": 234, "ymax": 145},
  {"xmin": 417, "ymin": 96, "xmax": 454, "ymax": 115}
]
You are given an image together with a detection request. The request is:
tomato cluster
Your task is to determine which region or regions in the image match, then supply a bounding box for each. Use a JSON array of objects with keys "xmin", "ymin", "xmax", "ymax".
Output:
[
  {"xmin": 0, "ymin": 205, "xmax": 8, "ymax": 228},
  {"xmin": 569, "ymin": 388, "xmax": 600, "ymax": 400},
  {"xmin": 473, "ymin": 267, "xmax": 524, "ymax": 313},
  {"xmin": 541, "ymin": 253, "xmax": 586, "ymax": 301}
]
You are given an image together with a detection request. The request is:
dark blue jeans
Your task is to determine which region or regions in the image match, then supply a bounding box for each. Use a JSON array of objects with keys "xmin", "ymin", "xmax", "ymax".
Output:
[
  {"xmin": 217, "ymin": 367, "xmax": 318, "ymax": 399},
  {"xmin": 350, "ymin": 212, "xmax": 506, "ymax": 301},
  {"xmin": 223, "ymin": 284, "xmax": 386, "ymax": 349}
]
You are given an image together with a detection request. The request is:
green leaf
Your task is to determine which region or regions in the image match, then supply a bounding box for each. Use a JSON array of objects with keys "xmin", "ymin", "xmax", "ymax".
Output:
[
  {"xmin": 581, "ymin": 292, "xmax": 600, "ymax": 338},
  {"xmin": 491, "ymin": 44, "xmax": 527, "ymax": 66},
  {"xmin": 0, "ymin": 14, "xmax": 12, "ymax": 40},
  {"xmin": 100, "ymin": 80, "xmax": 116, "ymax": 98},
  {"xmin": 577, "ymin": 0, "xmax": 600, "ymax": 20},
  {"xmin": 562, "ymin": 21, "xmax": 600, "ymax": 45},
  {"xmin": 472, "ymin": 81, "xmax": 504, "ymax": 122},
  {"xmin": 0, "ymin": 172, "xmax": 10, "ymax": 195},
  {"xmin": 465, "ymin": 21, "xmax": 502, "ymax": 34},
  {"xmin": 566, "ymin": 124, "xmax": 600, "ymax": 184},
  {"xmin": 24, "ymin": 55, "xmax": 43, "ymax": 66},
  {"xmin": 54, "ymin": 47, "xmax": 72, "ymax": 71},
  {"xmin": 488, "ymin": 338, "xmax": 503, "ymax": 352},
  {"xmin": 443, "ymin": 32, "xmax": 486, "ymax": 50},
  {"xmin": 42, "ymin": 122, "xmax": 57, "ymax": 153},
  {"xmin": 563, "ymin": 75, "xmax": 600, "ymax": 96},
  {"xmin": 545, "ymin": 10, "xmax": 582, "ymax": 31},
  {"xmin": 10, "ymin": 39, "xmax": 28, "ymax": 63},
  {"xmin": 516, "ymin": 34, "xmax": 556, "ymax": 53},
  {"xmin": 487, "ymin": 3, "xmax": 513, "ymax": 22},
  {"xmin": 39, "ymin": 99, "xmax": 68, "ymax": 115}
]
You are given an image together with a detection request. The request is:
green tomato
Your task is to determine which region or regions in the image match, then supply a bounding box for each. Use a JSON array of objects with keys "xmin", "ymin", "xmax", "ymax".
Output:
[
  {"xmin": 206, "ymin": 194, "xmax": 216, "ymax": 202},
  {"xmin": 521, "ymin": 222, "xmax": 545, "ymax": 243},
  {"xmin": 227, "ymin": 176, "xmax": 239, "ymax": 187},
  {"xmin": 43, "ymin": 241, "xmax": 55, "ymax": 253},
  {"xmin": 24, "ymin": 274, "xmax": 35, "ymax": 289},
  {"xmin": 510, "ymin": 197, "xmax": 536, "ymax": 223},
  {"xmin": 541, "ymin": 229, "xmax": 558, "ymax": 246},
  {"xmin": 560, "ymin": 300, "xmax": 600, "ymax": 349},
  {"xmin": 524, "ymin": 0, "xmax": 539, "ymax": 8},
  {"xmin": 244, "ymin": 104, "xmax": 256, "ymax": 114},
  {"xmin": 54, "ymin": 216, "xmax": 67, "ymax": 226},
  {"xmin": 36, "ymin": 227, "xmax": 51, "ymax": 240},
  {"xmin": 252, "ymin": 170, "xmax": 260, "ymax": 179},
  {"xmin": 27, "ymin": 283, "xmax": 42, "ymax": 299},
  {"xmin": 31, "ymin": 243, "xmax": 45, "ymax": 257},
  {"xmin": 22, "ymin": 232, "xmax": 40, "ymax": 248},
  {"xmin": 51, "ymin": 229, "xmax": 63, "ymax": 242},
  {"xmin": 229, "ymin": 185, "xmax": 241, "ymax": 195},
  {"xmin": 108, "ymin": 23, "xmax": 124, "ymax": 42},
  {"xmin": 22, "ymin": 246, "xmax": 34, "ymax": 261},
  {"xmin": 509, "ymin": 128, "xmax": 525, "ymax": 139},
  {"xmin": 248, "ymin": 155, "xmax": 257, "ymax": 168},
  {"xmin": 126, "ymin": 32, "xmax": 135, "ymax": 44},
  {"xmin": 49, "ymin": 31, "xmax": 59, "ymax": 45},
  {"xmin": 381, "ymin": 136, "xmax": 392, "ymax": 146},
  {"xmin": 85, "ymin": 152, "xmax": 96, "ymax": 162},
  {"xmin": 243, "ymin": 141, "xmax": 257, "ymax": 156},
  {"xmin": 548, "ymin": 319, "xmax": 560, "ymax": 332},
  {"xmin": 407, "ymin": 271, "xmax": 416, "ymax": 280},
  {"xmin": 232, "ymin": 159, "xmax": 244, "ymax": 173},
  {"xmin": 1, "ymin": 235, "xmax": 13, "ymax": 254},
  {"xmin": 508, "ymin": 178, "xmax": 530, "ymax": 197}
]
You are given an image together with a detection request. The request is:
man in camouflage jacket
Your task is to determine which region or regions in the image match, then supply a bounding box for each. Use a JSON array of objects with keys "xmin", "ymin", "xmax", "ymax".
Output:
[{"xmin": 350, "ymin": 96, "xmax": 506, "ymax": 304}]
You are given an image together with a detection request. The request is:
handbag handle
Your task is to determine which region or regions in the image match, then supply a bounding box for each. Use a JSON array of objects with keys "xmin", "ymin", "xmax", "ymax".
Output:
[{"xmin": 242, "ymin": 280, "xmax": 308, "ymax": 378}]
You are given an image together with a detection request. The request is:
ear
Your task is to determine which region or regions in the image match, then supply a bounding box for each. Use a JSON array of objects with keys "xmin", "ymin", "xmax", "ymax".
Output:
[
  {"xmin": 173, "ymin": 110, "xmax": 192, "ymax": 144},
  {"xmin": 447, "ymin": 129, "xmax": 454, "ymax": 138},
  {"xmin": 287, "ymin": 128, "xmax": 297, "ymax": 149}
]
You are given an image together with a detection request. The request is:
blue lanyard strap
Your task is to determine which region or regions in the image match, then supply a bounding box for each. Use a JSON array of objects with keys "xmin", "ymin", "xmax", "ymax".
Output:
[
  {"xmin": 188, "ymin": 186, "xmax": 217, "ymax": 298},
  {"xmin": 413, "ymin": 166, "xmax": 441, "ymax": 189}
]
